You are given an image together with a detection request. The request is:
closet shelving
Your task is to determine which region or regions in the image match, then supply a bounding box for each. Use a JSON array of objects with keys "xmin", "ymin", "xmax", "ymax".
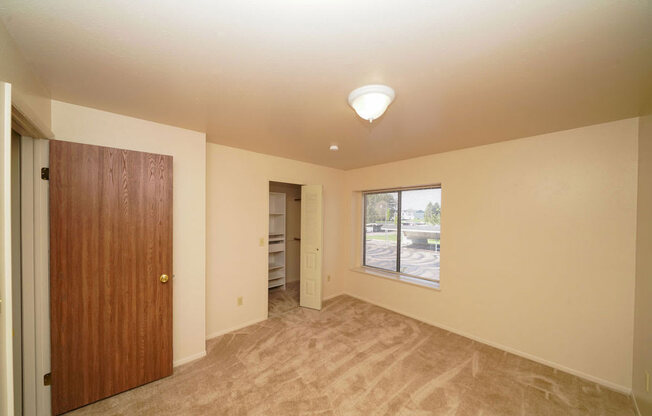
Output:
[{"xmin": 268, "ymin": 192, "xmax": 286, "ymax": 289}]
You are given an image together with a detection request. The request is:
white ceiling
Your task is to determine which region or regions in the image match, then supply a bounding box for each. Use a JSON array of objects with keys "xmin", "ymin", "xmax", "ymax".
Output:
[{"xmin": 1, "ymin": 0, "xmax": 651, "ymax": 169}]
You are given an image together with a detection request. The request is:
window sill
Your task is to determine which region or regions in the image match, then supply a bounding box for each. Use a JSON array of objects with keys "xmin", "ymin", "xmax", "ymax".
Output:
[{"xmin": 350, "ymin": 267, "xmax": 440, "ymax": 291}]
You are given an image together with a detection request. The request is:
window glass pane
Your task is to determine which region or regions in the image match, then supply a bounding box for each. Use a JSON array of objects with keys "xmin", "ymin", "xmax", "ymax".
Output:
[
  {"xmin": 364, "ymin": 192, "xmax": 398, "ymax": 272},
  {"xmin": 399, "ymin": 188, "xmax": 441, "ymax": 281}
]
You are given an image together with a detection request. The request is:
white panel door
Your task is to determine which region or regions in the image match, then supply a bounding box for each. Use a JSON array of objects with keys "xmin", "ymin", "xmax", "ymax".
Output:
[
  {"xmin": 0, "ymin": 82, "xmax": 15, "ymax": 416},
  {"xmin": 300, "ymin": 185, "xmax": 323, "ymax": 310}
]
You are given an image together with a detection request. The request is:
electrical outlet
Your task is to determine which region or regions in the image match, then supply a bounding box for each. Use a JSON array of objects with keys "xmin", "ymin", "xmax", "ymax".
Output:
[
  {"xmin": 259, "ymin": 238, "xmax": 265, "ymax": 247},
  {"xmin": 237, "ymin": 296, "xmax": 243, "ymax": 306},
  {"xmin": 646, "ymin": 371, "xmax": 650, "ymax": 393}
]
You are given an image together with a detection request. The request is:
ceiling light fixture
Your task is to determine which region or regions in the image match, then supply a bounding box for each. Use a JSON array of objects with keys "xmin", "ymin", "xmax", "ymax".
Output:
[
  {"xmin": 329, "ymin": 144, "xmax": 339, "ymax": 151},
  {"xmin": 348, "ymin": 84, "xmax": 395, "ymax": 122}
]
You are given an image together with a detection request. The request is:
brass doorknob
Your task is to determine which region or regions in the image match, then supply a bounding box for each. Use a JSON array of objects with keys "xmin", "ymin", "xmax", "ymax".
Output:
[{"xmin": 160, "ymin": 274, "xmax": 169, "ymax": 283}]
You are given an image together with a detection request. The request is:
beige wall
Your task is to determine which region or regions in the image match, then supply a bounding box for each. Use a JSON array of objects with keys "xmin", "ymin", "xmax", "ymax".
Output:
[
  {"xmin": 269, "ymin": 182, "xmax": 301, "ymax": 283},
  {"xmin": 50, "ymin": 100, "xmax": 207, "ymax": 366},
  {"xmin": 339, "ymin": 118, "xmax": 639, "ymax": 391},
  {"xmin": 206, "ymin": 144, "xmax": 344, "ymax": 338},
  {"xmin": 0, "ymin": 22, "xmax": 51, "ymax": 135},
  {"xmin": 634, "ymin": 112, "xmax": 652, "ymax": 414}
]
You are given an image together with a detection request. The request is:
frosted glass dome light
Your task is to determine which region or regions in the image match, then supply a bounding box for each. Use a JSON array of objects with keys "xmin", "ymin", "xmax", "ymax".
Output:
[{"xmin": 348, "ymin": 85, "xmax": 395, "ymax": 122}]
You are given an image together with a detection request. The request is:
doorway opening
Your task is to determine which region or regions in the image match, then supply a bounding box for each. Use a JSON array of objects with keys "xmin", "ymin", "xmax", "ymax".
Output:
[
  {"xmin": 18, "ymin": 136, "xmax": 51, "ymax": 416},
  {"xmin": 10, "ymin": 133, "xmax": 51, "ymax": 416},
  {"xmin": 268, "ymin": 181, "xmax": 301, "ymax": 317},
  {"xmin": 11, "ymin": 131, "xmax": 51, "ymax": 416}
]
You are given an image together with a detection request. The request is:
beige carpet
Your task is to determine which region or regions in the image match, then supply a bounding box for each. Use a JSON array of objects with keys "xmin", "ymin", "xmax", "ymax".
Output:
[
  {"xmin": 268, "ymin": 280, "xmax": 300, "ymax": 317},
  {"xmin": 67, "ymin": 295, "xmax": 636, "ymax": 415}
]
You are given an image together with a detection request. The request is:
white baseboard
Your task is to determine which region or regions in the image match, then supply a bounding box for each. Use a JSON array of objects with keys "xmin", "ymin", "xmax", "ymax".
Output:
[
  {"xmin": 632, "ymin": 394, "xmax": 642, "ymax": 416},
  {"xmin": 344, "ymin": 292, "xmax": 632, "ymax": 395},
  {"xmin": 173, "ymin": 350, "xmax": 206, "ymax": 367},
  {"xmin": 206, "ymin": 317, "xmax": 267, "ymax": 340},
  {"xmin": 323, "ymin": 291, "xmax": 345, "ymax": 301}
]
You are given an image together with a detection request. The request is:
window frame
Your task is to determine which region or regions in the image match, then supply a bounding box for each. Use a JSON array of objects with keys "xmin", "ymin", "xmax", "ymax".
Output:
[{"xmin": 362, "ymin": 185, "xmax": 441, "ymax": 285}]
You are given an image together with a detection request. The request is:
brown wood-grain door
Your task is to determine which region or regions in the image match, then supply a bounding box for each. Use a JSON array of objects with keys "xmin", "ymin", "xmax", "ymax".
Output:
[{"xmin": 49, "ymin": 140, "xmax": 173, "ymax": 415}]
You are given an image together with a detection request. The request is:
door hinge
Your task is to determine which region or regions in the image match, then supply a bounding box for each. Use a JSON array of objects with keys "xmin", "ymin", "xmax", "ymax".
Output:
[
  {"xmin": 41, "ymin": 167, "xmax": 49, "ymax": 180},
  {"xmin": 43, "ymin": 372, "xmax": 51, "ymax": 386}
]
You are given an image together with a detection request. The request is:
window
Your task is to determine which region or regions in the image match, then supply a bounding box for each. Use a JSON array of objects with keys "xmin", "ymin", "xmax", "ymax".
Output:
[{"xmin": 363, "ymin": 186, "xmax": 441, "ymax": 286}]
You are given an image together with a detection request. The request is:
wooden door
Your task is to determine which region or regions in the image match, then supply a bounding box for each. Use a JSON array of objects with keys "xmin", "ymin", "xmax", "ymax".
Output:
[
  {"xmin": 299, "ymin": 185, "xmax": 323, "ymax": 310},
  {"xmin": 49, "ymin": 140, "xmax": 173, "ymax": 415}
]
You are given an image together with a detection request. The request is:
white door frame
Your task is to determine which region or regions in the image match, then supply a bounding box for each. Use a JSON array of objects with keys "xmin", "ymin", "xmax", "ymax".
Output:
[
  {"xmin": 20, "ymin": 137, "xmax": 50, "ymax": 416},
  {"xmin": 0, "ymin": 81, "xmax": 14, "ymax": 416}
]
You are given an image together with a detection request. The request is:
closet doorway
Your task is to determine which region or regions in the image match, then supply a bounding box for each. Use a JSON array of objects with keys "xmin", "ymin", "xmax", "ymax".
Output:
[
  {"xmin": 267, "ymin": 181, "xmax": 323, "ymax": 316},
  {"xmin": 268, "ymin": 182, "xmax": 302, "ymax": 316}
]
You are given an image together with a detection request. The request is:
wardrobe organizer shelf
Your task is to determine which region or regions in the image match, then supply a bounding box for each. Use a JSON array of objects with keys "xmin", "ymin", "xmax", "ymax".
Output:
[
  {"xmin": 268, "ymin": 192, "xmax": 286, "ymax": 289},
  {"xmin": 269, "ymin": 269, "xmax": 285, "ymax": 279},
  {"xmin": 268, "ymin": 242, "xmax": 285, "ymax": 253}
]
